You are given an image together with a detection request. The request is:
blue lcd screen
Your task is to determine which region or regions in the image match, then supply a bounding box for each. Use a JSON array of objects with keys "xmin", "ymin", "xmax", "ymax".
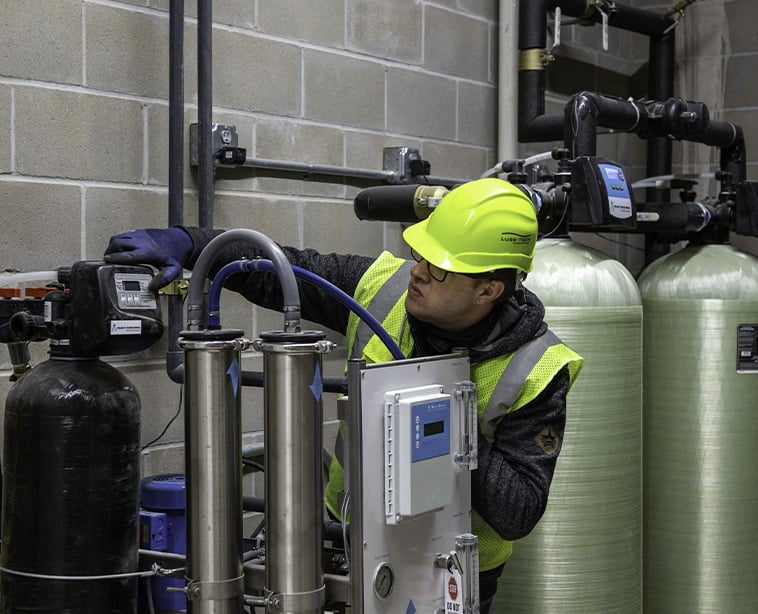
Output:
[
  {"xmin": 410, "ymin": 398, "xmax": 450, "ymax": 462},
  {"xmin": 599, "ymin": 163, "xmax": 633, "ymax": 219}
]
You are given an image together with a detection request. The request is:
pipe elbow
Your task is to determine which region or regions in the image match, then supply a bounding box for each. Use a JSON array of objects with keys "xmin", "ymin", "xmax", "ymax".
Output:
[{"xmin": 569, "ymin": 91, "xmax": 600, "ymax": 122}]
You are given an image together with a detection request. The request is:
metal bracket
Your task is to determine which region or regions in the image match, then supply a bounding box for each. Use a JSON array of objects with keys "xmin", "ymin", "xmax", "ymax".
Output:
[
  {"xmin": 382, "ymin": 147, "xmax": 425, "ymax": 184},
  {"xmin": 171, "ymin": 574, "xmax": 245, "ymax": 602},
  {"xmin": 266, "ymin": 584, "xmax": 326, "ymax": 612}
]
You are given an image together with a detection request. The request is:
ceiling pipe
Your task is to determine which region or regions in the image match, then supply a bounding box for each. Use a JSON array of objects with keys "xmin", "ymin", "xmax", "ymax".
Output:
[{"xmin": 517, "ymin": 0, "xmax": 678, "ymax": 143}]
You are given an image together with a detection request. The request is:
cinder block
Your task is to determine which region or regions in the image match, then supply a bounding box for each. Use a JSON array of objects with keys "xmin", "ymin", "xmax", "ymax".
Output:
[
  {"xmin": 86, "ymin": 4, "xmax": 170, "ymax": 99},
  {"xmin": 424, "ymin": 6, "xmax": 490, "ymax": 82},
  {"xmin": 254, "ymin": 119, "xmax": 346, "ymax": 198},
  {"xmin": 0, "ymin": 0, "xmax": 82, "ymax": 85},
  {"xmin": 303, "ymin": 199, "xmax": 384, "ymax": 257},
  {"xmin": 727, "ymin": 0, "xmax": 758, "ymax": 54},
  {"xmin": 458, "ymin": 81, "xmax": 497, "ymax": 146},
  {"xmin": 458, "ymin": 0, "xmax": 497, "ymax": 21},
  {"xmin": 212, "ymin": 29, "xmax": 301, "ymax": 116},
  {"xmin": 141, "ymin": 444, "xmax": 185, "ymax": 479},
  {"xmin": 387, "ymin": 68, "xmax": 456, "ymax": 140},
  {"xmin": 212, "ymin": 192, "xmax": 302, "ymax": 247},
  {"xmin": 0, "ymin": 180, "xmax": 81, "ymax": 271},
  {"xmin": 15, "ymin": 87, "xmax": 144, "ymax": 183},
  {"xmin": 347, "ymin": 0, "xmax": 422, "ymax": 63},
  {"xmin": 84, "ymin": 186, "xmax": 171, "ymax": 260},
  {"xmin": 723, "ymin": 55, "xmax": 758, "ymax": 110},
  {"xmin": 724, "ymin": 109, "xmax": 758, "ymax": 162},
  {"xmin": 304, "ymin": 50, "xmax": 385, "ymax": 129},
  {"xmin": 259, "ymin": 0, "xmax": 345, "ymax": 47},
  {"xmin": 421, "ymin": 142, "xmax": 490, "ymax": 183}
]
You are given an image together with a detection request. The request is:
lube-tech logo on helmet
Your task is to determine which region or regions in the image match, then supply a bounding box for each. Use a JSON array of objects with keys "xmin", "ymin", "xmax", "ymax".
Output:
[{"xmin": 501, "ymin": 231, "xmax": 532, "ymax": 244}]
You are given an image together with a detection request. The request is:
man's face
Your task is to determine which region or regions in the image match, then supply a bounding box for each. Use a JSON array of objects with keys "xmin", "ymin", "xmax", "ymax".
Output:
[{"xmin": 404, "ymin": 257, "xmax": 494, "ymax": 332}]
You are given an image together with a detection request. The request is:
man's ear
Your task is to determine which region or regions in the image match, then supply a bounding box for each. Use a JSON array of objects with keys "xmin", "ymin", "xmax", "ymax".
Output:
[{"xmin": 476, "ymin": 279, "xmax": 506, "ymax": 305}]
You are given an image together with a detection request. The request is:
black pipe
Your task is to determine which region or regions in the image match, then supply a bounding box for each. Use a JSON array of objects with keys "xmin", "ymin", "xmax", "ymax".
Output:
[
  {"xmin": 546, "ymin": 0, "xmax": 673, "ymax": 36},
  {"xmin": 564, "ymin": 92, "xmax": 643, "ymax": 156},
  {"xmin": 517, "ymin": 0, "xmax": 677, "ymax": 144},
  {"xmin": 167, "ymin": 0, "xmax": 185, "ymax": 377},
  {"xmin": 519, "ymin": 0, "xmax": 548, "ymax": 49},
  {"xmin": 197, "ymin": 0, "xmax": 213, "ymax": 230},
  {"xmin": 635, "ymin": 202, "xmax": 714, "ymax": 235},
  {"xmin": 518, "ymin": 71, "xmax": 564, "ymax": 143},
  {"xmin": 720, "ymin": 127, "xmax": 746, "ymax": 182},
  {"xmin": 646, "ymin": 31, "xmax": 675, "ymax": 207}
]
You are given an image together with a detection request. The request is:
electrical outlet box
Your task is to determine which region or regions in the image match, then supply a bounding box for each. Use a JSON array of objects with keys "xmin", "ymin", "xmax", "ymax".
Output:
[{"xmin": 189, "ymin": 122, "xmax": 239, "ymax": 166}]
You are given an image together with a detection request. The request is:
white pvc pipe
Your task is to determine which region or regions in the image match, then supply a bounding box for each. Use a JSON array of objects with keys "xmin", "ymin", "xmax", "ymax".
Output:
[
  {"xmin": 498, "ymin": 0, "xmax": 520, "ymax": 161},
  {"xmin": 0, "ymin": 272, "xmax": 58, "ymax": 287}
]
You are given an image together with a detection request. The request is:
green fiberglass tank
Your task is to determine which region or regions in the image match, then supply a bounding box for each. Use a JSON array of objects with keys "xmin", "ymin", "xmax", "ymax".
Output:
[
  {"xmin": 497, "ymin": 238, "xmax": 642, "ymax": 613},
  {"xmin": 638, "ymin": 243, "xmax": 758, "ymax": 614}
]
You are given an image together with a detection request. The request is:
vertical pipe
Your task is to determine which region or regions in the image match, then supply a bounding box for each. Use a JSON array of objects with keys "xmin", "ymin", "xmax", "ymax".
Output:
[
  {"xmin": 645, "ymin": 31, "xmax": 675, "ymax": 266},
  {"xmin": 498, "ymin": 0, "xmax": 520, "ymax": 160},
  {"xmin": 255, "ymin": 331, "xmax": 333, "ymax": 614},
  {"xmin": 197, "ymin": 0, "xmax": 213, "ymax": 230},
  {"xmin": 167, "ymin": 0, "xmax": 185, "ymax": 376},
  {"xmin": 179, "ymin": 330, "xmax": 247, "ymax": 613}
]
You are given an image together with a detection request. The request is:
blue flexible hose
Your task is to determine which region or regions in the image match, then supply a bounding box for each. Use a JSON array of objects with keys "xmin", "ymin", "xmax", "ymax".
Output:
[{"xmin": 207, "ymin": 259, "xmax": 405, "ymax": 360}]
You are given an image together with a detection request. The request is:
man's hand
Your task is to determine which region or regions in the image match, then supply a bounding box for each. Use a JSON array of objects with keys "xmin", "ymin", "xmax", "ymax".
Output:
[{"xmin": 104, "ymin": 227, "xmax": 194, "ymax": 291}]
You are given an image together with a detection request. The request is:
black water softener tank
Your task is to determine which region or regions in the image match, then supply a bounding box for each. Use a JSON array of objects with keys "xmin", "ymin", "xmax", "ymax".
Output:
[{"xmin": 0, "ymin": 261, "xmax": 163, "ymax": 613}]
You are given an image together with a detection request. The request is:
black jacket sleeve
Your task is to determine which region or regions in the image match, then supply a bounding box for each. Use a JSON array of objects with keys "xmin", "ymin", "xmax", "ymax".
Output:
[
  {"xmin": 471, "ymin": 366, "xmax": 571, "ymax": 541},
  {"xmin": 182, "ymin": 226, "xmax": 375, "ymax": 334}
]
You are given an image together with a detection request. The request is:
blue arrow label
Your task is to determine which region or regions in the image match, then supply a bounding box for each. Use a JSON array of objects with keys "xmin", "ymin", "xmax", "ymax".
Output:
[
  {"xmin": 227, "ymin": 357, "xmax": 240, "ymax": 398},
  {"xmin": 309, "ymin": 364, "xmax": 323, "ymax": 401},
  {"xmin": 406, "ymin": 600, "xmax": 416, "ymax": 614}
]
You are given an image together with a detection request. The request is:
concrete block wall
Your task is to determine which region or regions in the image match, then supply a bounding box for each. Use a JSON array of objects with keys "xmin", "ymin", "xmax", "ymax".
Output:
[
  {"xmin": 2, "ymin": 0, "xmax": 757, "ymax": 499},
  {"xmin": 0, "ymin": 1, "xmax": 501, "ymax": 481}
]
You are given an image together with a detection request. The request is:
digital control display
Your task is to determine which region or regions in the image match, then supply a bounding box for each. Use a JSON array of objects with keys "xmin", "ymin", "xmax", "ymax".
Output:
[
  {"xmin": 424, "ymin": 420, "xmax": 444, "ymax": 436},
  {"xmin": 411, "ymin": 398, "xmax": 450, "ymax": 463},
  {"xmin": 114, "ymin": 273, "xmax": 157, "ymax": 310},
  {"xmin": 599, "ymin": 163, "xmax": 633, "ymax": 220}
]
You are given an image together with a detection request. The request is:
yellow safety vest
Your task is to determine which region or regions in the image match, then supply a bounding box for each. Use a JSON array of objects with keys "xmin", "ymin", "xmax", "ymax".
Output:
[{"xmin": 324, "ymin": 252, "xmax": 583, "ymax": 570}]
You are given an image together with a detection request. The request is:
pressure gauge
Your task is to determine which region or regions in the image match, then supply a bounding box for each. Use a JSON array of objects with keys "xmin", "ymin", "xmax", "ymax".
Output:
[{"xmin": 373, "ymin": 562, "xmax": 394, "ymax": 600}]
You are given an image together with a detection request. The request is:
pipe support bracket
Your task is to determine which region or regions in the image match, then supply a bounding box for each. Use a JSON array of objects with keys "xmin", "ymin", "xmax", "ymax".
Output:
[
  {"xmin": 266, "ymin": 584, "xmax": 326, "ymax": 613},
  {"xmin": 519, "ymin": 48, "xmax": 553, "ymax": 71},
  {"xmin": 183, "ymin": 574, "xmax": 245, "ymax": 601}
]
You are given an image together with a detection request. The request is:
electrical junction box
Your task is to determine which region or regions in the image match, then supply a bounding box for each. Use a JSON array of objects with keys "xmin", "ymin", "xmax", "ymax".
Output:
[{"xmin": 384, "ymin": 385, "xmax": 454, "ymax": 524}]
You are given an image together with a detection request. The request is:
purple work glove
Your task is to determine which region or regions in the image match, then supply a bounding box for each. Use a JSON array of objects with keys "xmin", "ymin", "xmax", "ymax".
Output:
[{"xmin": 104, "ymin": 227, "xmax": 194, "ymax": 291}]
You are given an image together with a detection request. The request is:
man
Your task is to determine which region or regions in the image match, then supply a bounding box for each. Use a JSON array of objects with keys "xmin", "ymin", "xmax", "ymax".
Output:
[{"xmin": 105, "ymin": 178, "xmax": 583, "ymax": 611}]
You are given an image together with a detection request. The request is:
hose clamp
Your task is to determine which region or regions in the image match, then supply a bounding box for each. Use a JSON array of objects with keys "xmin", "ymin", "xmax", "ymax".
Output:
[
  {"xmin": 175, "ymin": 574, "xmax": 245, "ymax": 601},
  {"xmin": 266, "ymin": 584, "xmax": 326, "ymax": 612},
  {"xmin": 519, "ymin": 48, "xmax": 554, "ymax": 71}
]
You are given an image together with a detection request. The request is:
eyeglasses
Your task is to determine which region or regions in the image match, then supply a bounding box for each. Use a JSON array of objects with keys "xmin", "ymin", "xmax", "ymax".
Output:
[
  {"xmin": 410, "ymin": 248, "xmax": 493, "ymax": 283},
  {"xmin": 410, "ymin": 248, "xmax": 452, "ymax": 282}
]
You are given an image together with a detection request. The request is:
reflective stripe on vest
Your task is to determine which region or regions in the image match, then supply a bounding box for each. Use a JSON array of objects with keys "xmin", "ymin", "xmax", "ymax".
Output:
[
  {"xmin": 478, "ymin": 329, "xmax": 561, "ymax": 443},
  {"xmin": 350, "ymin": 260, "xmax": 413, "ymax": 360}
]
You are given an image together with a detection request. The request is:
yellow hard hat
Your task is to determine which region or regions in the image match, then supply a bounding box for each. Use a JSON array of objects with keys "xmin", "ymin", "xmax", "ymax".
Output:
[{"xmin": 403, "ymin": 178, "xmax": 538, "ymax": 274}]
